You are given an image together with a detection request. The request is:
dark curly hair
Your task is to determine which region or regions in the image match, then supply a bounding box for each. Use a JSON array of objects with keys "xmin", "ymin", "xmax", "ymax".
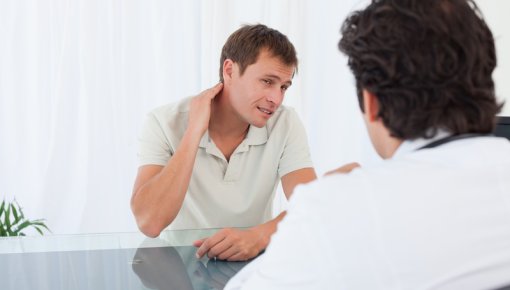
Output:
[
  {"xmin": 338, "ymin": 0, "xmax": 503, "ymax": 139},
  {"xmin": 219, "ymin": 24, "xmax": 298, "ymax": 82}
]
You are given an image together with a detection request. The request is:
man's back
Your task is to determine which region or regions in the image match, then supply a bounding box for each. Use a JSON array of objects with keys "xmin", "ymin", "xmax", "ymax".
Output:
[{"xmin": 264, "ymin": 136, "xmax": 510, "ymax": 290}]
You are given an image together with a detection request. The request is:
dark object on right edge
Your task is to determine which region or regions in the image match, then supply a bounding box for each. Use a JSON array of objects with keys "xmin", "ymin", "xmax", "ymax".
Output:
[{"xmin": 494, "ymin": 116, "xmax": 510, "ymax": 140}]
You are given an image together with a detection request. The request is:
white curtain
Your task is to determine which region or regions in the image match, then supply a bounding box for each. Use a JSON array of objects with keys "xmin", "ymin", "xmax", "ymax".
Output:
[{"xmin": 1, "ymin": 0, "xmax": 508, "ymax": 234}]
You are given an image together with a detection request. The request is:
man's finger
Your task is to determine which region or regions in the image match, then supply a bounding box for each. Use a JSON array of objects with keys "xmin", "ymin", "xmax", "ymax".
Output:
[
  {"xmin": 324, "ymin": 162, "xmax": 361, "ymax": 176},
  {"xmin": 207, "ymin": 239, "xmax": 234, "ymax": 259},
  {"xmin": 207, "ymin": 82, "xmax": 223, "ymax": 98},
  {"xmin": 216, "ymin": 244, "xmax": 239, "ymax": 261},
  {"xmin": 193, "ymin": 238, "xmax": 206, "ymax": 248},
  {"xmin": 196, "ymin": 240, "xmax": 212, "ymax": 258},
  {"xmin": 195, "ymin": 231, "xmax": 226, "ymax": 258}
]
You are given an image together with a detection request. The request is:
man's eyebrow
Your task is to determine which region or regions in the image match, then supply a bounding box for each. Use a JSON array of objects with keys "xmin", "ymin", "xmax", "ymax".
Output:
[{"xmin": 264, "ymin": 74, "xmax": 293, "ymax": 86}]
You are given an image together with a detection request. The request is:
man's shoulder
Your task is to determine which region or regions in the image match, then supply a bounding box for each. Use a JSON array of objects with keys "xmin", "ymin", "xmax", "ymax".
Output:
[
  {"xmin": 397, "ymin": 136, "xmax": 510, "ymax": 167},
  {"xmin": 142, "ymin": 97, "xmax": 191, "ymax": 144},
  {"xmin": 148, "ymin": 97, "xmax": 191, "ymax": 122}
]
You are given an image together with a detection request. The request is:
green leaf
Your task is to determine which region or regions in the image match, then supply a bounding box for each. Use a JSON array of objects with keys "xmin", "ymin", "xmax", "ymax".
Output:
[
  {"xmin": 10, "ymin": 205, "xmax": 22, "ymax": 227},
  {"xmin": 6, "ymin": 228, "xmax": 15, "ymax": 236},
  {"xmin": 11, "ymin": 218, "xmax": 21, "ymax": 227},
  {"xmin": 33, "ymin": 226, "xmax": 44, "ymax": 235},
  {"xmin": 0, "ymin": 200, "xmax": 5, "ymax": 218},
  {"xmin": 12, "ymin": 220, "xmax": 31, "ymax": 235},
  {"xmin": 0, "ymin": 199, "xmax": 50, "ymax": 237},
  {"xmin": 0, "ymin": 221, "xmax": 6, "ymax": 236},
  {"xmin": 37, "ymin": 223, "xmax": 51, "ymax": 233},
  {"xmin": 11, "ymin": 203, "xmax": 19, "ymax": 221},
  {"xmin": 14, "ymin": 200, "xmax": 25, "ymax": 219},
  {"xmin": 4, "ymin": 204, "xmax": 11, "ymax": 230},
  {"xmin": 31, "ymin": 220, "xmax": 47, "ymax": 226}
]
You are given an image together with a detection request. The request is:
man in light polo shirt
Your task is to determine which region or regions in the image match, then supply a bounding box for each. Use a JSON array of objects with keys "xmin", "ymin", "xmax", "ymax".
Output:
[{"xmin": 130, "ymin": 24, "xmax": 317, "ymax": 262}]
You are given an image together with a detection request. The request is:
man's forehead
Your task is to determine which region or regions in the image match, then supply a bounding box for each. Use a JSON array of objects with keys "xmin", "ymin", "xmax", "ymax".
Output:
[
  {"xmin": 255, "ymin": 48, "xmax": 296, "ymax": 67},
  {"xmin": 253, "ymin": 58, "xmax": 295, "ymax": 79}
]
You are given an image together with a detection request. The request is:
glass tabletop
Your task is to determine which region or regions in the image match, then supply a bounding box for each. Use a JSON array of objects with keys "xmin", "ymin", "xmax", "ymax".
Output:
[{"xmin": 0, "ymin": 229, "xmax": 251, "ymax": 290}]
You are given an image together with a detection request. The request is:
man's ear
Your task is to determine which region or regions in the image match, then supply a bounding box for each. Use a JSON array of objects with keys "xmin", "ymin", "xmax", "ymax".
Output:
[
  {"xmin": 222, "ymin": 59, "xmax": 234, "ymax": 83},
  {"xmin": 362, "ymin": 89, "xmax": 380, "ymax": 122}
]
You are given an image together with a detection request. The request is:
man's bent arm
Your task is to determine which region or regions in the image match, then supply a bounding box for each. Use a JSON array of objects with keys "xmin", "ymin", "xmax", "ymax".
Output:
[
  {"xmin": 281, "ymin": 167, "xmax": 317, "ymax": 199},
  {"xmin": 131, "ymin": 83, "xmax": 223, "ymax": 237},
  {"xmin": 131, "ymin": 129, "xmax": 202, "ymax": 237}
]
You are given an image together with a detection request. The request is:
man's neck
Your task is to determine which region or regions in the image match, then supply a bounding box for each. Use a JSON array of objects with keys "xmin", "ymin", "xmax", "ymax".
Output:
[
  {"xmin": 380, "ymin": 137, "xmax": 403, "ymax": 159},
  {"xmin": 209, "ymin": 91, "xmax": 249, "ymax": 139},
  {"xmin": 369, "ymin": 121, "xmax": 403, "ymax": 159}
]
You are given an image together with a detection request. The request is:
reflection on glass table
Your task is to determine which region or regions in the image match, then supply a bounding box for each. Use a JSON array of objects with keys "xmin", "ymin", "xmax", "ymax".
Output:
[
  {"xmin": 133, "ymin": 244, "xmax": 249, "ymax": 290},
  {"xmin": 0, "ymin": 228, "xmax": 251, "ymax": 290}
]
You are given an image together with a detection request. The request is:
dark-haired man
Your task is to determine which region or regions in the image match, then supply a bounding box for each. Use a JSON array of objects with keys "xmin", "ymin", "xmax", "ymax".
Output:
[
  {"xmin": 226, "ymin": 0, "xmax": 510, "ymax": 289},
  {"xmin": 131, "ymin": 24, "xmax": 316, "ymax": 261}
]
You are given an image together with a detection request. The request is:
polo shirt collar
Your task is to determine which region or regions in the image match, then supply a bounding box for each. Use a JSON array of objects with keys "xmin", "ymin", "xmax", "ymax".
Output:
[
  {"xmin": 198, "ymin": 125, "xmax": 268, "ymax": 149},
  {"xmin": 199, "ymin": 130, "xmax": 211, "ymax": 148},
  {"xmin": 244, "ymin": 125, "xmax": 268, "ymax": 146},
  {"xmin": 198, "ymin": 130, "xmax": 224, "ymax": 159}
]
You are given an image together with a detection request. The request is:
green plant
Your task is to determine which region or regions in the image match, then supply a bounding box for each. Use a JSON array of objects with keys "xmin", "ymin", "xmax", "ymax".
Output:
[{"xmin": 0, "ymin": 199, "xmax": 51, "ymax": 236}]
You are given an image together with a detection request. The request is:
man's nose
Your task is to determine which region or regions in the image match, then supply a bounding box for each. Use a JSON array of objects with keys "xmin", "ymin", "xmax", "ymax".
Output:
[{"xmin": 266, "ymin": 89, "xmax": 284, "ymax": 106}]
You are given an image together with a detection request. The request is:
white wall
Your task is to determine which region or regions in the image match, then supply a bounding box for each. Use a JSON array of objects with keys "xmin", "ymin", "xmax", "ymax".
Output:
[
  {"xmin": 478, "ymin": 0, "xmax": 510, "ymax": 116},
  {"xmin": 0, "ymin": 0, "xmax": 508, "ymax": 235}
]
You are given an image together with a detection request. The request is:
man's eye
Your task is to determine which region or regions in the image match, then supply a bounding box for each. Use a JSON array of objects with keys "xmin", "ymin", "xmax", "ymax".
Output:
[
  {"xmin": 281, "ymin": 86, "xmax": 289, "ymax": 91},
  {"xmin": 262, "ymin": 79, "xmax": 272, "ymax": 85}
]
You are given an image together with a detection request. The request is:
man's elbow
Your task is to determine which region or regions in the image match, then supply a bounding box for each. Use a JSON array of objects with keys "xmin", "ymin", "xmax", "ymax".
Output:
[
  {"xmin": 130, "ymin": 195, "xmax": 178, "ymax": 238},
  {"xmin": 132, "ymin": 207, "xmax": 176, "ymax": 238},
  {"xmin": 131, "ymin": 205, "xmax": 162, "ymax": 238},
  {"xmin": 136, "ymin": 219, "xmax": 164, "ymax": 238}
]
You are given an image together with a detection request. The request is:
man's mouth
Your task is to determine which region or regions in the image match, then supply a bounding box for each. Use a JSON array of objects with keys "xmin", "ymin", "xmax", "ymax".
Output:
[{"xmin": 257, "ymin": 106, "xmax": 273, "ymax": 115}]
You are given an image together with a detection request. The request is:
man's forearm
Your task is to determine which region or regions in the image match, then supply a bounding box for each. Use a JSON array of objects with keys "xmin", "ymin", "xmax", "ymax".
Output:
[{"xmin": 131, "ymin": 129, "xmax": 203, "ymax": 237}]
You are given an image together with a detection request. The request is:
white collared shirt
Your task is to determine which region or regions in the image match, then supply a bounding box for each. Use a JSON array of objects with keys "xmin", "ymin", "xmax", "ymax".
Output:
[
  {"xmin": 226, "ymin": 135, "xmax": 510, "ymax": 290},
  {"xmin": 138, "ymin": 97, "xmax": 313, "ymax": 229}
]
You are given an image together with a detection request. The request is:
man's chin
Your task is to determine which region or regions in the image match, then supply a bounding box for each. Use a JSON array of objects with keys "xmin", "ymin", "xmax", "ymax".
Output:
[{"xmin": 250, "ymin": 120, "xmax": 268, "ymax": 128}]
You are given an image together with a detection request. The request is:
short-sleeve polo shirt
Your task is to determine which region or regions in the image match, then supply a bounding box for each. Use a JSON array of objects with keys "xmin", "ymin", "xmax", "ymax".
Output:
[{"xmin": 138, "ymin": 96, "xmax": 313, "ymax": 230}]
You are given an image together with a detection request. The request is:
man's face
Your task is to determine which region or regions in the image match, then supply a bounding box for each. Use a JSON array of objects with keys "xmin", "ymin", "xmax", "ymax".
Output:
[{"xmin": 226, "ymin": 49, "xmax": 295, "ymax": 128}]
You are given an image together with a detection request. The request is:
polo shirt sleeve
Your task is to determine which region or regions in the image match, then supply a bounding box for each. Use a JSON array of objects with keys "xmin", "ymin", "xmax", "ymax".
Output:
[
  {"xmin": 137, "ymin": 112, "xmax": 172, "ymax": 167},
  {"xmin": 277, "ymin": 109, "xmax": 314, "ymax": 177}
]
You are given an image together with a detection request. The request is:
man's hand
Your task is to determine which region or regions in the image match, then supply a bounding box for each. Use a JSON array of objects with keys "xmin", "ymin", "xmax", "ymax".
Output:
[
  {"xmin": 193, "ymin": 228, "xmax": 268, "ymax": 262},
  {"xmin": 188, "ymin": 82, "xmax": 223, "ymax": 136},
  {"xmin": 324, "ymin": 162, "xmax": 361, "ymax": 176}
]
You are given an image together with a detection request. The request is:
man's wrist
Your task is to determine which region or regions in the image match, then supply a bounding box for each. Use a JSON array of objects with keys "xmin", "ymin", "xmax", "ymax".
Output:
[
  {"xmin": 183, "ymin": 126, "xmax": 205, "ymax": 145},
  {"xmin": 250, "ymin": 222, "xmax": 276, "ymax": 252}
]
